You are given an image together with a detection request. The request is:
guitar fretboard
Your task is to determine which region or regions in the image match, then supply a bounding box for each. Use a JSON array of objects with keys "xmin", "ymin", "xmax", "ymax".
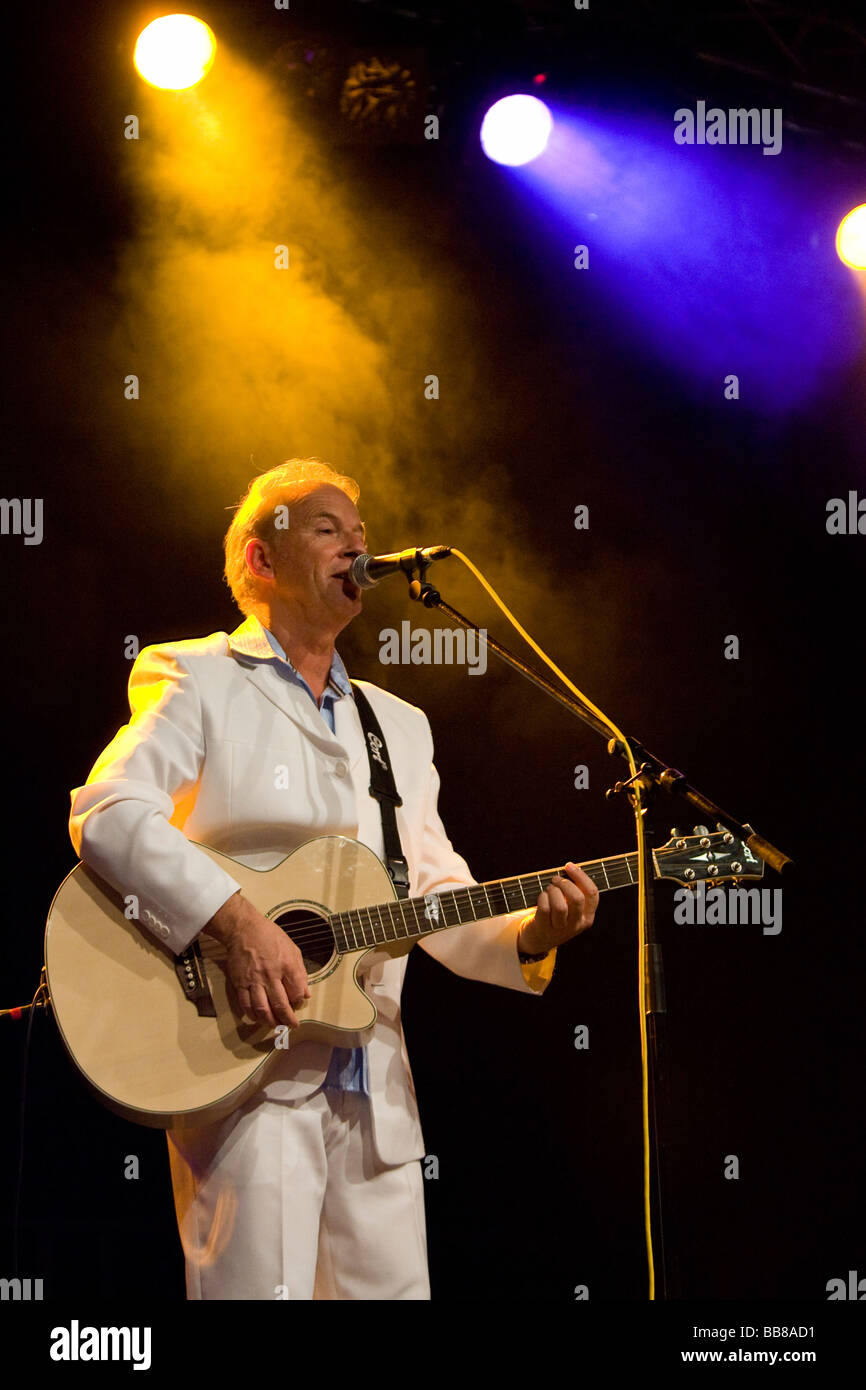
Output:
[{"xmin": 330, "ymin": 852, "xmax": 643, "ymax": 954}]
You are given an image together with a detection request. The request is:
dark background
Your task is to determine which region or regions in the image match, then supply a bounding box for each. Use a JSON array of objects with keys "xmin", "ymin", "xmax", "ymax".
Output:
[{"xmin": 2, "ymin": 0, "xmax": 864, "ymax": 1309}]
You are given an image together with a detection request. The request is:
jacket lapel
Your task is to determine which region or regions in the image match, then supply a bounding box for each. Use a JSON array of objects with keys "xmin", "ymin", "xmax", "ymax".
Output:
[{"xmin": 227, "ymin": 614, "xmax": 366, "ymax": 771}]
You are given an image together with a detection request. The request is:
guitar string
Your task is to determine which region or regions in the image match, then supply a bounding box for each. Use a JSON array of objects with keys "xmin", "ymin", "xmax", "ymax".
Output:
[
  {"xmin": 276, "ymin": 865, "xmax": 630, "ymax": 954},
  {"xmin": 262, "ymin": 845, "xmax": 723, "ymax": 955}
]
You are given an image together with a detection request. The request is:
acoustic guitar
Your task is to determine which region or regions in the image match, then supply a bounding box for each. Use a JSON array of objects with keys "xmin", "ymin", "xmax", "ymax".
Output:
[{"xmin": 44, "ymin": 828, "xmax": 762, "ymax": 1128}]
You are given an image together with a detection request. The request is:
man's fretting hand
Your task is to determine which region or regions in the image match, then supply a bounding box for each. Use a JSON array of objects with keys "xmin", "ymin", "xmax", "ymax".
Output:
[
  {"xmin": 204, "ymin": 891, "xmax": 311, "ymax": 1029},
  {"xmin": 517, "ymin": 863, "xmax": 599, "ymax": 956}
]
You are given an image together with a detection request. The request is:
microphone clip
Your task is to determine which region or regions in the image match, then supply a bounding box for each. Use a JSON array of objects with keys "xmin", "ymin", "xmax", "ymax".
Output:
[{"xmin": 407, "ymin": 547, "xmax": 446, "ymax": 606}]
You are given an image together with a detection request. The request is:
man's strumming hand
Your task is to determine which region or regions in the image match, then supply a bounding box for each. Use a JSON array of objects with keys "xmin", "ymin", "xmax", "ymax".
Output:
[{"xmin": 204, "ymin": 892, "xmax": 311, "ymax": 1029}]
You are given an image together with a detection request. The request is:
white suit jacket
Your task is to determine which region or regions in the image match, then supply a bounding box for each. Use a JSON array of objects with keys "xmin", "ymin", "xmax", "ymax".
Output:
[{"xmin": 68, "ymin": 614, "xmax": 556, "ymax": 1164}]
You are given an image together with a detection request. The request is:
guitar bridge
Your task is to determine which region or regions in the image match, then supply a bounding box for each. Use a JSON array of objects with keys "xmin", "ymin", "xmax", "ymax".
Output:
[{"xmin": 174, "ymin": 942, "xmax": 217, "ymax": 1018}]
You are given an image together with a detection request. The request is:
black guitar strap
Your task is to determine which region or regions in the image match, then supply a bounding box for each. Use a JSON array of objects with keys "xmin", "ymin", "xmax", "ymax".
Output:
[{"xmin": 350, "ymin": 681, "xmax": 411, "ymax": 900}]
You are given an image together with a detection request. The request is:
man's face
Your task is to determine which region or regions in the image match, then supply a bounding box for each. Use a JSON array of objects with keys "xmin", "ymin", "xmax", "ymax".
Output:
[{"xmin": 263, "ymin": 484, "xmax": 367, "ymax": 630}]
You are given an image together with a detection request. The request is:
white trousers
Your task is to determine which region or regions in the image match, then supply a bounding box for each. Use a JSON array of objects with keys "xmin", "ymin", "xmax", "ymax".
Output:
[{"xmin": 165, "ymin": 1087, "xmax": 431, "ymax": 1300}]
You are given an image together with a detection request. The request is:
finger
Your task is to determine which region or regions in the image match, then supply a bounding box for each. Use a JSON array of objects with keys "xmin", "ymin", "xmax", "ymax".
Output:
[
  {"xmin": 282, "ymin": 967, "xmax": 311, "ymax": 1005},
  {"xmin": 236, "ymin": 986, "xmax": 253, "ymax": 1021},
  {"xmin": 537, "ymin": 882, "xmax": 568, "ymax": 924},
  {"xmin": 547, "ymin": 882, "xmax": 568, "ymax": 926},
  {"xmin": 283, "ymin": 945, "xmax": 311, "ymax": 1000},
  {"xmin": 266, "ymin": 978, "xmax": 299, "ymax": 1029},
  {"xmin": 285, "ymin": 937, "xmax": 311, "ymax": 990},
  {"xmin": 247, "ymin": 982, "xmax": 275, "ymax": 1027},
  {"xmin": 569, "ymin": 868, "xmax": 599, "ymax": 925},
  {"xmin": 551, "ymin": 880, "xmax": 595, "ymax": 938},
  {"xmin": 570, "ymin": 864, "xmax": 600, "ymax": 903},
  {"xmin": 550, "ymin": 877, "xmax": 584, "ymax": 922}
]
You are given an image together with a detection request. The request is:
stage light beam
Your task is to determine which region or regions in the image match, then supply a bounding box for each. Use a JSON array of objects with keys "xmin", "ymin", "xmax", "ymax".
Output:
[
  {"xmin": 836, "ymin": 204, "xmax": 866, "ymax": 270},
  {"xmin": 480, "ymin": 95, "xmax": 552, "ymax": 167},
  {"xmin": 134, "ymin": 15, "xmax": 217, "ymax": 91}
]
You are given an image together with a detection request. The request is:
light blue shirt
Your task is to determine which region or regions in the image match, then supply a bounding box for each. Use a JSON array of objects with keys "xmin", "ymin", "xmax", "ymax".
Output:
[{"xmin": 259, "ymin": 624, "xmax": 369, "ymax": 1096}]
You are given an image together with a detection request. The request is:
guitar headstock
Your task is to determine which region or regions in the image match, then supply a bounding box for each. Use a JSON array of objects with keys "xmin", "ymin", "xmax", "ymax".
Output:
[{"xmin": 654, "ymin": 824, "xmax": 765, "ymax": 886}]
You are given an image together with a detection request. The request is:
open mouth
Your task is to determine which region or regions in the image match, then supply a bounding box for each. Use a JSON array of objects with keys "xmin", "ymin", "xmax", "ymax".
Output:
[{"xmin": 332, "ymin": 571, "xmax": 361, "ymax": 599}]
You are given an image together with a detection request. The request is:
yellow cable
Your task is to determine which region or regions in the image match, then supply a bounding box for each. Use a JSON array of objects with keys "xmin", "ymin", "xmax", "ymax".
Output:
[{"xmin": 450, "ymin": 548, "xmax": 656, "ymax": 1300}]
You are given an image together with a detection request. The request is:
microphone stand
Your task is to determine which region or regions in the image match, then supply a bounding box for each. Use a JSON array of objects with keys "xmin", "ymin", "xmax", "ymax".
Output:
[{"xmin": 402, "ymin": 556, "xmax": 793, "ymax": 1301}]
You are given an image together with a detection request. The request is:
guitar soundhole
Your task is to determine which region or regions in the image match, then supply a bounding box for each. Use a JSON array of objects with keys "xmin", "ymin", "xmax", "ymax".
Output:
[{"xmin": 272, "ymin": 908, "xmax": 337, "ymax": 976}]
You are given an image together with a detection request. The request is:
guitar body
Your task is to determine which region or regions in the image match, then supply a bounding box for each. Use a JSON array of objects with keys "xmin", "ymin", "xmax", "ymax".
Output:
[{"xmin": 44, "ymin": 836, "xmax": 404, "ymax": 1130}]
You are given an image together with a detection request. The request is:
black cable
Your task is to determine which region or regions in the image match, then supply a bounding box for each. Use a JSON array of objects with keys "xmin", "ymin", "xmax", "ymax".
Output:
[{"xmin": 11, "ymin": 976, "xmax": 47, "ymax": 1280}]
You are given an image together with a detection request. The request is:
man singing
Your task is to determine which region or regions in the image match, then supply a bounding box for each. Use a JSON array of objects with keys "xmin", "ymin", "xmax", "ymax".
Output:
[{"xmin": 69, "ymin": 456, "xmax": 598, "ymax": 1299}]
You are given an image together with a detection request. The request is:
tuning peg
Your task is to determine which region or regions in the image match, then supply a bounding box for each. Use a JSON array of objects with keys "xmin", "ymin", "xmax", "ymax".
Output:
[{"xmin": 693, "ymin": 825, "xmax": 710, "ymax": 835}]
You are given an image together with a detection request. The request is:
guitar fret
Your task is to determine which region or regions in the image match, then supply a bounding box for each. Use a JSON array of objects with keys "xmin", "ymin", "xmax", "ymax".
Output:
[
  {"xmin": 404, "ymin": 902, "xmax": 414, "ymax": 939},
  {"xmin": 488, "ymin": 884, "xmax": 503, "ymax": 914},
  {"xmin": 340, "ymin": 911, "xmax": 353, "ymax": 949},
  {"xmin": 386, "ymin": 900, "xmax": 400, "ymax": 941},
  {"xmin": 379, "ymin": 901, "xmax": 393, "ymax": 943},
  {"xmin": 399, "ymin": 899, "xmax": 412, "ymax": 939},
  {"xmin": 370, "ymin": 902, "xmax": 382, "ymax": 944},
  {"xmin": 408, "ymin": 896, "xmax": 423, "ymax": 937}
]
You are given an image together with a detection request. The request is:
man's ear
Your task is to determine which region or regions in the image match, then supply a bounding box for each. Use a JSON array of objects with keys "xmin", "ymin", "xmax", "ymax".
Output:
[{"xmin": 244, "ymin": 536, "xmax": 274, "ymax": 581}]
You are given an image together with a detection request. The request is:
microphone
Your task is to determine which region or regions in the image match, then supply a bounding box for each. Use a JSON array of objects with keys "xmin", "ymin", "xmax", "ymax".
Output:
[{"xmin": 349, "ymin": 546, "xmax": 452, "ymax": 589}]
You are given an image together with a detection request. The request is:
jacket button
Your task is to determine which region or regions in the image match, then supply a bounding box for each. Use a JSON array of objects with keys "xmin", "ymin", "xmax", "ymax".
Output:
[{"xmin": 334, "ymin": 759, "xmax": 349, "ymax": 777}]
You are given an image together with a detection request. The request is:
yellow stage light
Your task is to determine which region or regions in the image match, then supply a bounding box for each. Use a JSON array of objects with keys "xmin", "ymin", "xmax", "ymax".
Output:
[
  {"xmin": 835, "ymin": 204, "xmax": 866, "ymax": 270},
  {"xmin": 134, "ymin": 15, "xmax": 216, "ymax": 91}
]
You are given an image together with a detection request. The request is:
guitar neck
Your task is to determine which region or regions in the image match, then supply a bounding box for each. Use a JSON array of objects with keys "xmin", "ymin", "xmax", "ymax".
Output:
[{"xmin": 330, "ymin": 851, "xmax": 645, "ymax": 954}]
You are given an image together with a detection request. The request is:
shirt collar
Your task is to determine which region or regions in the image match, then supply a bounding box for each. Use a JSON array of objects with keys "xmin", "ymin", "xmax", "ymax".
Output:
[{"xmin": 227, "ymin": 613, "xmax": 351, "ymax": 697}]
